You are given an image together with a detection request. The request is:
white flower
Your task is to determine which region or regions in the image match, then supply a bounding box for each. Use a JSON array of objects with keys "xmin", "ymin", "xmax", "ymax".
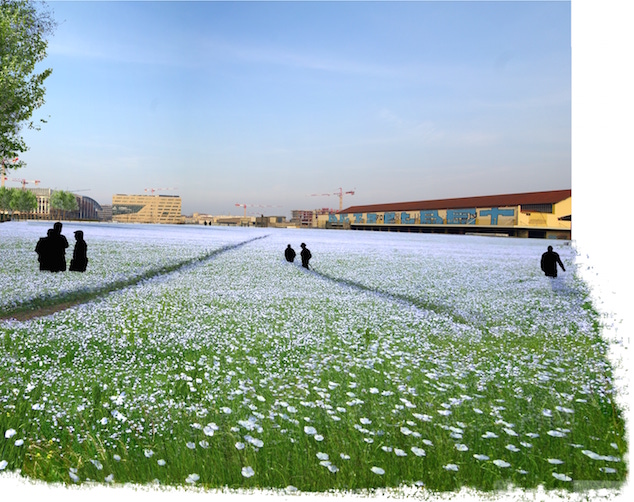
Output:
[
  {"xmin": 14, "ymin": 439, "xmax": 24, "ymax": 447},
  {"xmin": 186, "ymin": 473, "xmax": 200, "ymax": 484},
  {"xmin": 4, "ymin": 429, "xmax": 16, "ymax": 439},
  {"xmin": 327, "ymin": 464, "xmax": 339, "ymax": 473},
  {"xmin": 203, "ymin": 423, "xmax": 218, "ymax": 436},
  {"xmin": 221, "ymin": 407, "xmax": 232, "ymax": 414},
  {"xmin": 340, "ymin": 453, "xmax": 350, "ymax": 460},
  {"xmin": 360, "ymin": 417, "xmax": 372, "ymax": 425},
  {"xmin": 555, "ymin": 406, "xmax": 574, "ymax": 414},
  {"xmin": 493, "ymin": 459, "xmax": 511, "ymax": 468},
  {"xmin": 542, "ymin": 409, "xmax": 553, "ymax": 417},
  {"xmin": 69, "ymin": 471, "xmax": 80, "ymax": 483},
  {"xmin": 394, "ymin": 448, "xmax": 407, "ymax": 457},
  {"xmin": 304, "ymin": 426, "xmax": 317, "ymax": 435},
  {"xmin": 473, "ymin": 454, "xmax": 489, "ymax": 461},
  {"xmin": 89, "ymin": 459, "xmax": 103, "ymax": 470},
  {"xmin": 314, "ymin": 434, "xmax": 324, "ymax": 441},
  {"xmin": 443, "ymin": 464, "xmax": 459, "ymax": 471},
  {"xmin": 316, "ymin": 452, "xmax": 329, "ymax": 460},
  {"xmin": 235, "ymin": 442, "xmax": 245, "ymax": 450},
  {"xmin": 241, "ymin": 466, "xmax": 255, "ymax": 478},
  {"xmin": 411, "ymin": 447, "xmax": 426, "ymax": 457},
  {"xmin": 552, "ymin": 472, "xmax": 572, "ymax": 482},
  {"xmin": 547, "ymin": 430, "xmax": 566, "ymax": 438},
  {"xmin": 455, "ymin": 444, "xmax": 469, "ymax": 452},
  {"xmin": 186, "ymin": 442, "xmax": 196, "ymax": 449},
  {"xmin": 600, "ymin": 467, "xmax": 617, "ymax": 474},
  {"xmin": 381, "ymin": 446, "xmax": 392, "ymax": 453},
  {"xmin": 548, "ymin": 458, "xmax": 564, "ymax": 465},
  {"xmin": 199, "ymin": 440, "xmax": 209, "ymax": 448},
  {"xmin": 0, "ymin": 460, "xmax": 8, "ymax": 470},
  {"xmin": 157, "ymin": 459, "xmax": 166, "ymax": 466},
  {"xmin": 105, "ymin": 474, "xmax": 114, "ymax": 483},
  {"xmin": 482, "ymin": 431, "xmax": 498, "ymax": 439},
  {"xmin": 503, "ymin": 428, "xmax": 518, "ymax": 436},
  {"xmin": 505, "ymin": 444, "xmax": 520, "ymax": 452},
  {"xmin": 371, "ymin": 466, "xmax": 385, "ymax": 475},
  {"xmin": 113, "ymin": 454, "xmax": 121, "ymax": 462},
  {"xmin": 144, "ymin": 449, "xmax": 154, "ymax": 458}
]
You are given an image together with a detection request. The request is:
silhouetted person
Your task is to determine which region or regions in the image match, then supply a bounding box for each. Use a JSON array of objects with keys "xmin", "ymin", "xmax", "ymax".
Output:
[
  {"xmin": 35, "ymin": 229, "xmax": 55, "ymax": 271},
  {"xmin": 541, "ymin": 245, "xmax": 565, "ymax": 278},
  {"xmin": 69, "ymin": 230, "xmax": 88, "ymax": 272},
  {"xmin": 300, "ymin": 243, "xmax": 311, "ymax": 269},
  {"xmin": 50, "ymin": 221, "xmax": 69, "ymax": 272},
  {"xmin": 285, "ymin": 244, "xmax": 296, "ymax": 263}
]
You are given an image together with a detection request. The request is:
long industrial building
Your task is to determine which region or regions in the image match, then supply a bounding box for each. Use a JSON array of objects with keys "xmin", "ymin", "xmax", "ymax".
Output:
[
  {"xmin": 330, "ymin": 189, "xmax": 571, "ymax": 239},
  {"xmin": 112, "ymin": 194, "xmax": 183, "ymax": 224}
]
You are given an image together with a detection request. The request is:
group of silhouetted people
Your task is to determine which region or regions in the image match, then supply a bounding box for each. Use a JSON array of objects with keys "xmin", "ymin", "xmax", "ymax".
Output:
[
  {"xmin": 35, "ymin": 222, "xmax": 88, "ymax": 272},
  {"xmin": 285, "ymin": 242, "xmax": 311, "ymax": 269}
]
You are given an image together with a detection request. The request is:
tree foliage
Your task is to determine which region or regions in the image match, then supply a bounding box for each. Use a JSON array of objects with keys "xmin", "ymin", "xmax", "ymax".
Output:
[
  {"xmin": 9, "ymin": 186, "xmax": 36, "ymax": 216},
  {"xmin": 0, "ymin": 0, "xmax": 55, "ymax": 171},
  {"xmin": 50, "ymin": 189, "xmax": 78, "ymax": 219},
  {"xmin": 0, "ymin": 185, "xmax": 14, "ymax": 211}
]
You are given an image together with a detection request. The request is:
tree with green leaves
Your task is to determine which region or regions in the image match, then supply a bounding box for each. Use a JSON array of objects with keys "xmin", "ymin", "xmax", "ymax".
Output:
[
  {"xmin": 0, "ymin": 185, "xmax": 16, "ymax": 220},
  {"xmin": 1, "ymin": 0, "xmax": 56, "ymax": 172},
  {"xmin": 50, "ymin": 190, "xmax": 78, "ymax": 220},
  {"xmin": 9, "ymin": 186, "xmax": 36, "ymax": 218}
]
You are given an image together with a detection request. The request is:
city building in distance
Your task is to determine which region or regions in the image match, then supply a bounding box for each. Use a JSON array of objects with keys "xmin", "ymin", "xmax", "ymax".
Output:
[
  {"xmin": 331, "ymin": 189, "xmax": 571, "ymax": 239},
  {"xmin": 112, "ymin": 194, "xmax": 183, "ymax": 224}
]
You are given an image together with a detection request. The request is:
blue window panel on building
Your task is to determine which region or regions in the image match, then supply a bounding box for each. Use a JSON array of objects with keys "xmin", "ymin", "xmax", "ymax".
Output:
[
  {"xmin": 401, "ymin": 212, "xmax": 415, "ymax": 224},
  {"xmin": 479, "ymin": 207, "xmax": 515, "ymax": 225},
  {"xmin": 447, "ymin": 209, "xmax": 476, "ymax": 225},
  {"xmin": 420, "ymin": 210, "xmax": 443, "ymax": 224},
  {"xmin": 354, "ymin": 213, "xmax": 364, "ymax": 223},
  {"xmin": 328, "ymin": 213, "xmax": 350, "ymax": 223},
  {"xmin": 384, "ymin": 212, "xmax": 396, "ymax": 224},
  {"xmin": 367, "ymin": 213, "xmax": 378, "ymax": 224}
]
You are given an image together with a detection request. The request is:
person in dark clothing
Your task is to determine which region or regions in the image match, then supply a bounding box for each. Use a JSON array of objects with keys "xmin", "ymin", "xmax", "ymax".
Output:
[
  {"xmin": 50, "ymin": 221, "xmax": 69, "ymax": 272},
  {"xmin": 541, "ymin": 245, "xmax": 565, "ymax": 278},
  {"xmin": 35, "ymin": 229, "xmax": 55, "ymax": 271},
  {"xmin": 69, "ymin": 230, "xmax": 88, "ymax": 272},
  {"xmin": 300, "ymin": 242, "xmax": 311, "ymax": 269},
  {"xmin": 284, "ymin": 244, "xmax": 296, "ymax": 263}
]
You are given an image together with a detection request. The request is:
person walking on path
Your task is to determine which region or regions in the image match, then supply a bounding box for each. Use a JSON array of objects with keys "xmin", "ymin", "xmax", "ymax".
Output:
[
  {"xmin": 300, "ymin": 243, "xmax": 312, "ymax": 269},
  {"xmin": 69, "ymin": 230, "xmax": 88, "ymax": 272},
  {"xmin": 35, "ymin": 229, "xmax": 55, "ymax": 271},
  {"xmin": 541, "ymin": 245, "xmax": 565, "ymax": 278},
  {"xmin": 284, "ymin": 244, "xmax": 296, "ymax": 263},
  {"xmin": 50, "ymin": 222, "xmax": 69, "ymax": 272}
]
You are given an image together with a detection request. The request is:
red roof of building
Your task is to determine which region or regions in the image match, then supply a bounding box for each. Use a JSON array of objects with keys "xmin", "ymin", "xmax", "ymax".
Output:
[{"xmin": 340, "ymin": 189, "xmax": 571, "ymax": 214}]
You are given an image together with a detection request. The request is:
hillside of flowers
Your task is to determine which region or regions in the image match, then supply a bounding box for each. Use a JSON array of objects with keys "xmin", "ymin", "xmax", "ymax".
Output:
[{"xmin": 0, "ymin": 222, "xmax": 627, "ymax": 494}]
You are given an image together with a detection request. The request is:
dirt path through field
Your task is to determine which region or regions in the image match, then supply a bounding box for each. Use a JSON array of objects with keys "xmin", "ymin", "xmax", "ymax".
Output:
[{"xmin": 1, "ymin": 235, "xmax": 270, "ymax": 322}]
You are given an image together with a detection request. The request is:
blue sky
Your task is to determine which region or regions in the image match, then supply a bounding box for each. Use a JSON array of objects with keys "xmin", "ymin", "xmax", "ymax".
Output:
[{"xmin": 16, "ymin": 0, "xmax": 571, "ymax": 216}]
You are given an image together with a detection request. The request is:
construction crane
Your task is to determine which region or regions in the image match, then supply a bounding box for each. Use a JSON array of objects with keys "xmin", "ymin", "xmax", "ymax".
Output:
[
  {"xmin": 144, "ymin": 187, "xmax": 178, "ymax": 194},
  {"xmin": 309, "ymin": 187, "xmax": 355, "ymax": 211},
  {"xmin": 7, "ymin": 178, "xmax": 40, "ymax": 190}
]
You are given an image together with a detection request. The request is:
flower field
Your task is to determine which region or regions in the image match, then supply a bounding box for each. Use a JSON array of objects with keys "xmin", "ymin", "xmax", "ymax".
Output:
[{"xmin": 0, "ymin": 221, "xmax": 627, "ymax": 494}]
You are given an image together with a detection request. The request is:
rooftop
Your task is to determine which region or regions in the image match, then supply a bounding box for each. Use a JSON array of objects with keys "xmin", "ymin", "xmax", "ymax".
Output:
[{"xmin": 340, "ymin": 189, "xmax": 571, "ymax": 214}]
